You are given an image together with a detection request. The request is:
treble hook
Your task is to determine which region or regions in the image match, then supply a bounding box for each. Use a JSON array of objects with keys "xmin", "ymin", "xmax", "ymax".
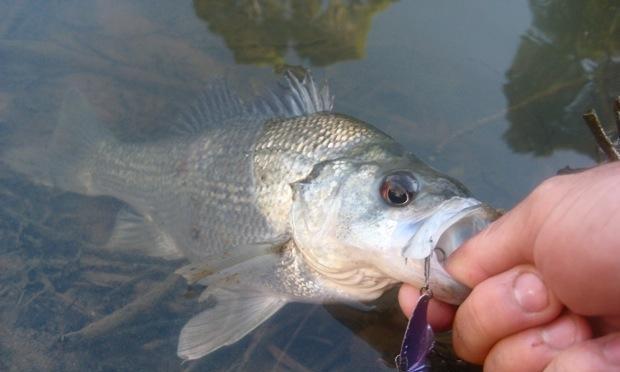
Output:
[{"xmin": 420, "ymin": 255, "xmax": 432, "ymax": 297}]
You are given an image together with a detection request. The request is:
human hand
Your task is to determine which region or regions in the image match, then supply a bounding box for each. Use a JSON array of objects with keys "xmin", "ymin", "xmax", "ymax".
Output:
[{"xmin": 399, "ymin": 161, "xmax": 620, "ymax": 371}]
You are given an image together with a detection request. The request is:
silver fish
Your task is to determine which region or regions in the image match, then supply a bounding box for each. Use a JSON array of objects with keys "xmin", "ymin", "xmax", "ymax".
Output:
[{"xmin": 8, "ymin": 72, "xmax": 497, "ymax": 360}]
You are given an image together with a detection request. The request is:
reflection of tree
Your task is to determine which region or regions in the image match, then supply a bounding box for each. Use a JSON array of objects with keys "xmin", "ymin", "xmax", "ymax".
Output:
[
  {"xmin": 503, "ymin": 0, "xmax": 619, "ymax": 157},
  {"xmin": 193, "ymin": 0, "xmax": 396, "ymax": 66}
]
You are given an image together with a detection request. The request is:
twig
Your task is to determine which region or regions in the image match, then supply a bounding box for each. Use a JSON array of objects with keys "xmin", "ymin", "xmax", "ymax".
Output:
[
  {"xmin": 267, "ymin": 344, "xmax": 313, "ymax": 372},
  {"xmin": 556, "ymin": 166, "xmax": 590, "ymax": 175},
  {"xmin": 582, "ymin": 109, "xmax": 620, "ymax": 161},
  {"xmin": 614, "ymin": 96, "xmax": 620, "ymax": 134},
  {"xmin": 62, "ymin": 273, "xmax": 179, "ymax": 341},
  {"xmin": 236, "ymin": 317, "xmax": 273, "ymax": 371},
  {"xmin": 272, "ymin": 305, "xmax": 319, "ymax": 371}
]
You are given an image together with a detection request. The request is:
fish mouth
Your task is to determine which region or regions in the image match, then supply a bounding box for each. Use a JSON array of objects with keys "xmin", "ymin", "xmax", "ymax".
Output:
[
  {"xmin": 402, "ymin": 197, "xmax": 498, "ymax": 304},
  {"xmin": 432, "ymin": 202, "xmax": 498, "ymax": 264}
]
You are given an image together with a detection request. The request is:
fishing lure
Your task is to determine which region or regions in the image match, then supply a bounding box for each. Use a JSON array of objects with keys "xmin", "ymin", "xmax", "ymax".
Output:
[{"xmin": 395, "ymin": 257, "xmax": 435, "ymax": 372}]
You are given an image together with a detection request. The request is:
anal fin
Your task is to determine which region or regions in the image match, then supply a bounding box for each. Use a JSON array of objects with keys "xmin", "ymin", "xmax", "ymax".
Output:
[{"xmin": 105, "ymin": 207, "xmax": 183, "ymax": 260}]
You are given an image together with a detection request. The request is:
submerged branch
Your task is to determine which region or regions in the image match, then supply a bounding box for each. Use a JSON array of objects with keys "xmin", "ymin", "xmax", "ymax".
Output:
[
  {"xmin": 582, "ymin": 109, "xmax": 620, "ymax": 161},
  {"xmin": 61, "ymin": 273, "xmax": 180, "ymax": 342}
]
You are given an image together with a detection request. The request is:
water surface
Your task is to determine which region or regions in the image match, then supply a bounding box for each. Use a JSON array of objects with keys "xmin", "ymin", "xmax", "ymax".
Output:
[{"xmin": 0, "ymin": 1, "xmax": 618, "ymax": 371}]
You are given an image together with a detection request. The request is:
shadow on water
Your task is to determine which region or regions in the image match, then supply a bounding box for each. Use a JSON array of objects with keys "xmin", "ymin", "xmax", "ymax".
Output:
[
  {"xmin": 193, "ymin": 0, "xmax": 397, "ymax": 66},
  {"xmin": 502, "ymin": 0, "xmax": 620, "ymax": 159}
]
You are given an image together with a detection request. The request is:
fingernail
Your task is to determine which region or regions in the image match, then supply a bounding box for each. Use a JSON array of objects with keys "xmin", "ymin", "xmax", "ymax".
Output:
[
  {"xmin": 541, "ymin": 317, "xmax": 577, "ymax": 350},
  {"xmin": 603, "ymin": 335, "xmax": 620, "ymax": 365},
  {"xmin": 513, "ymin": 271, "xmax": 548, "ymax": 313}
]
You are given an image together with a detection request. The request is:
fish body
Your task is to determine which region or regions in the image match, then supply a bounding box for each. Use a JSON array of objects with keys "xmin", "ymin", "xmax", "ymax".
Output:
[{"xmin": 8, "ymin": 72, "xmax": 497, "ymax": 360}]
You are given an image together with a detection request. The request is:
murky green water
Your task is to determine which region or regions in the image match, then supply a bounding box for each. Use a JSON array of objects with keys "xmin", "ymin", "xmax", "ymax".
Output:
[{"xmin": 0, "ymin": 1, "xmax": 618, "ymax": 371}]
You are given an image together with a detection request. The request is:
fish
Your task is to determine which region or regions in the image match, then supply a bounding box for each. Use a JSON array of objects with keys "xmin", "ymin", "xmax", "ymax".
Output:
[{"xmin": 5, "ymin": 71, "xmax": 498, "ymax": 360}]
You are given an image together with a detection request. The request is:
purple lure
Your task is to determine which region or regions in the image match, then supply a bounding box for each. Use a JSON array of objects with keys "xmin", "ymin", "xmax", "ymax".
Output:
[{"xmin": 395, "ymin": 291, "xmax": 435, "ymax": 372}]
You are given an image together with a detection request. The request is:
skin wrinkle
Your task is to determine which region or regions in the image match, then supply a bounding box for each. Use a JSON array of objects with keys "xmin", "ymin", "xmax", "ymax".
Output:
[
  {"xmin": 456, "ymin": 269, "xmax": 522, "ymax": 362},
  {"xmin": 597, "ymin": 200, "xmax": 620, "ymax": 238},
  {"xmin": 566, "ymin": 175, "xmax": 614, "ymax": 232},
  {"xmin": 587, "ymin": 180, "xmax": 620, "ymax": 249},
  {"xmin": 454, "ymin": 303, "xmax": 490, "ymax": 364},
  {"xmin": 453, "ymin": 281, "xmax": 498, "ymax": 363},
  {"xmin": 531, "ymin": 178, "xmax": 575, "ymax": 244},
  {"xmin": 531, "ymin": 176, "xmax": 585, "ymax": 271},
  {"xmin": 581, "ymin": 183, "xmax": 619, "ymax": 283}
]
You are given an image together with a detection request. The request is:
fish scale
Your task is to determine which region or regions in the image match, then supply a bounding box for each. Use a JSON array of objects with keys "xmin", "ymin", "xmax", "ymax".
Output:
[{"xmin": 253, "ymin": 113, "xmax": 392, "ymax": 233}]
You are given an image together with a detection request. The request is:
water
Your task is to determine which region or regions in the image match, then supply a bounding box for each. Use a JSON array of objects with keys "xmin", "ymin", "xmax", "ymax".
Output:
[{"xmin": 0, "ymin": 1, "xmax": 618, "ymax": 371}]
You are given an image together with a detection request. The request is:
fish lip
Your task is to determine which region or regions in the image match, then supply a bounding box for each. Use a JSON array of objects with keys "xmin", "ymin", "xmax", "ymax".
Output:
[
  {"xmin": 401, "ymin": 197, "xmax": 485, "ymax": 260},
  {"xmin": 401, "ymin": 197, "xmax": 497, "ymax": 304},
  {"xmin": 432, "ymin": 202, "xmax": 498, "ymax": 262}
]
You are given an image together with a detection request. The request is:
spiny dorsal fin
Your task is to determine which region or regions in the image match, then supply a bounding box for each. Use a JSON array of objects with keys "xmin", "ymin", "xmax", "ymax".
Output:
[
  {"xmin": 264, "ymin": 70, "xmax": 334, "ymax": 117},
  {"xmin": 175, "ymin": 70, "xmax": 333, "ymax": 135}
]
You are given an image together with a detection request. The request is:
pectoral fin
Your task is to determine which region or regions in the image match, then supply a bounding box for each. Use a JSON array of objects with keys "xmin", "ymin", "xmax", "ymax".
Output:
[
  {"xmin": 177, "ymin": 287, "xmax": 287, "ymax": 360},
  {"xmin": 175, "ymin": 237, "xmax": 289, "ymax": 284},
  {"xmin": 176, "ymin": 243, "xmax": 292, "ymax": 360}
]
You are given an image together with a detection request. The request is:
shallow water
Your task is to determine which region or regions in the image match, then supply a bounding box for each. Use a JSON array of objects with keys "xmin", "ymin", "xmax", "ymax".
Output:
[{"xmin": 0, "ymin": 1, "xmax": 618, "ymax": 371}]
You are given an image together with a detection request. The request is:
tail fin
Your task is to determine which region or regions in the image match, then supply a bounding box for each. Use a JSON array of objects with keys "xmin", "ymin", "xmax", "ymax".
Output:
[{"xmin": 4, "ymin": 89, "xmax": 114, "ymax": 194}]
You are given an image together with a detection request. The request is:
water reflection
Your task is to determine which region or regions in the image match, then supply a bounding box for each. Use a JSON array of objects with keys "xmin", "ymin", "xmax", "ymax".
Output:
[
  {"xmin": 193, "ymin": 0, "xmax": 397, "ymax": 66},
  {"xmin": 503, "ymin": 0, "xmax": 620, "ymax": 158}
]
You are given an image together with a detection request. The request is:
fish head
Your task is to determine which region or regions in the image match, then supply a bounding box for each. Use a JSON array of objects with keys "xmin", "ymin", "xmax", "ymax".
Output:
[{"xmin": 290, "ymin": 148, "xmax": 498, "ymax": 304}]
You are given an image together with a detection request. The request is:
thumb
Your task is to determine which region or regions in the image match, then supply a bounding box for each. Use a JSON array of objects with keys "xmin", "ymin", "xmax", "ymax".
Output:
[
  {"xmin": 544, "ymin": 333, "xmax": 620, "ymax": 371},
  {"xmin": 447, "ymin": 162, "xmax": 620, "ymax": 292},
  {"xmin": 445, "ymin": 172, "xmax": 580, "ymax": 287}
]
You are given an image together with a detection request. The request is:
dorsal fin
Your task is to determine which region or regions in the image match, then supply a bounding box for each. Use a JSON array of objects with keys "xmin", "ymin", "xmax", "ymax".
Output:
[
  {"xmin": 263, "ymin": 70, "xmax": 334, "ymax": 117},
  {"xmin": 175, "ymin": 70, "xmax": 334, "ymax": 135},
  {"xmin": 175, "ymin": 79, "xmax": 247, "ymax": 135}
]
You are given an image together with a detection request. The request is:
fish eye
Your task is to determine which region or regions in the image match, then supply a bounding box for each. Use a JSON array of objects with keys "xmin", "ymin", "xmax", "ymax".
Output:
[{"xmin": 380, "ymin": 171, "xmax": 419, "ymax": 207}]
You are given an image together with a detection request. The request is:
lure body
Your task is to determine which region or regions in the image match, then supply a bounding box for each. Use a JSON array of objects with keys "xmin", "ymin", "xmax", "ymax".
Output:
[{"xmin": 395, "ymin": 291, "xmax": 435, "ymax": 372}]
